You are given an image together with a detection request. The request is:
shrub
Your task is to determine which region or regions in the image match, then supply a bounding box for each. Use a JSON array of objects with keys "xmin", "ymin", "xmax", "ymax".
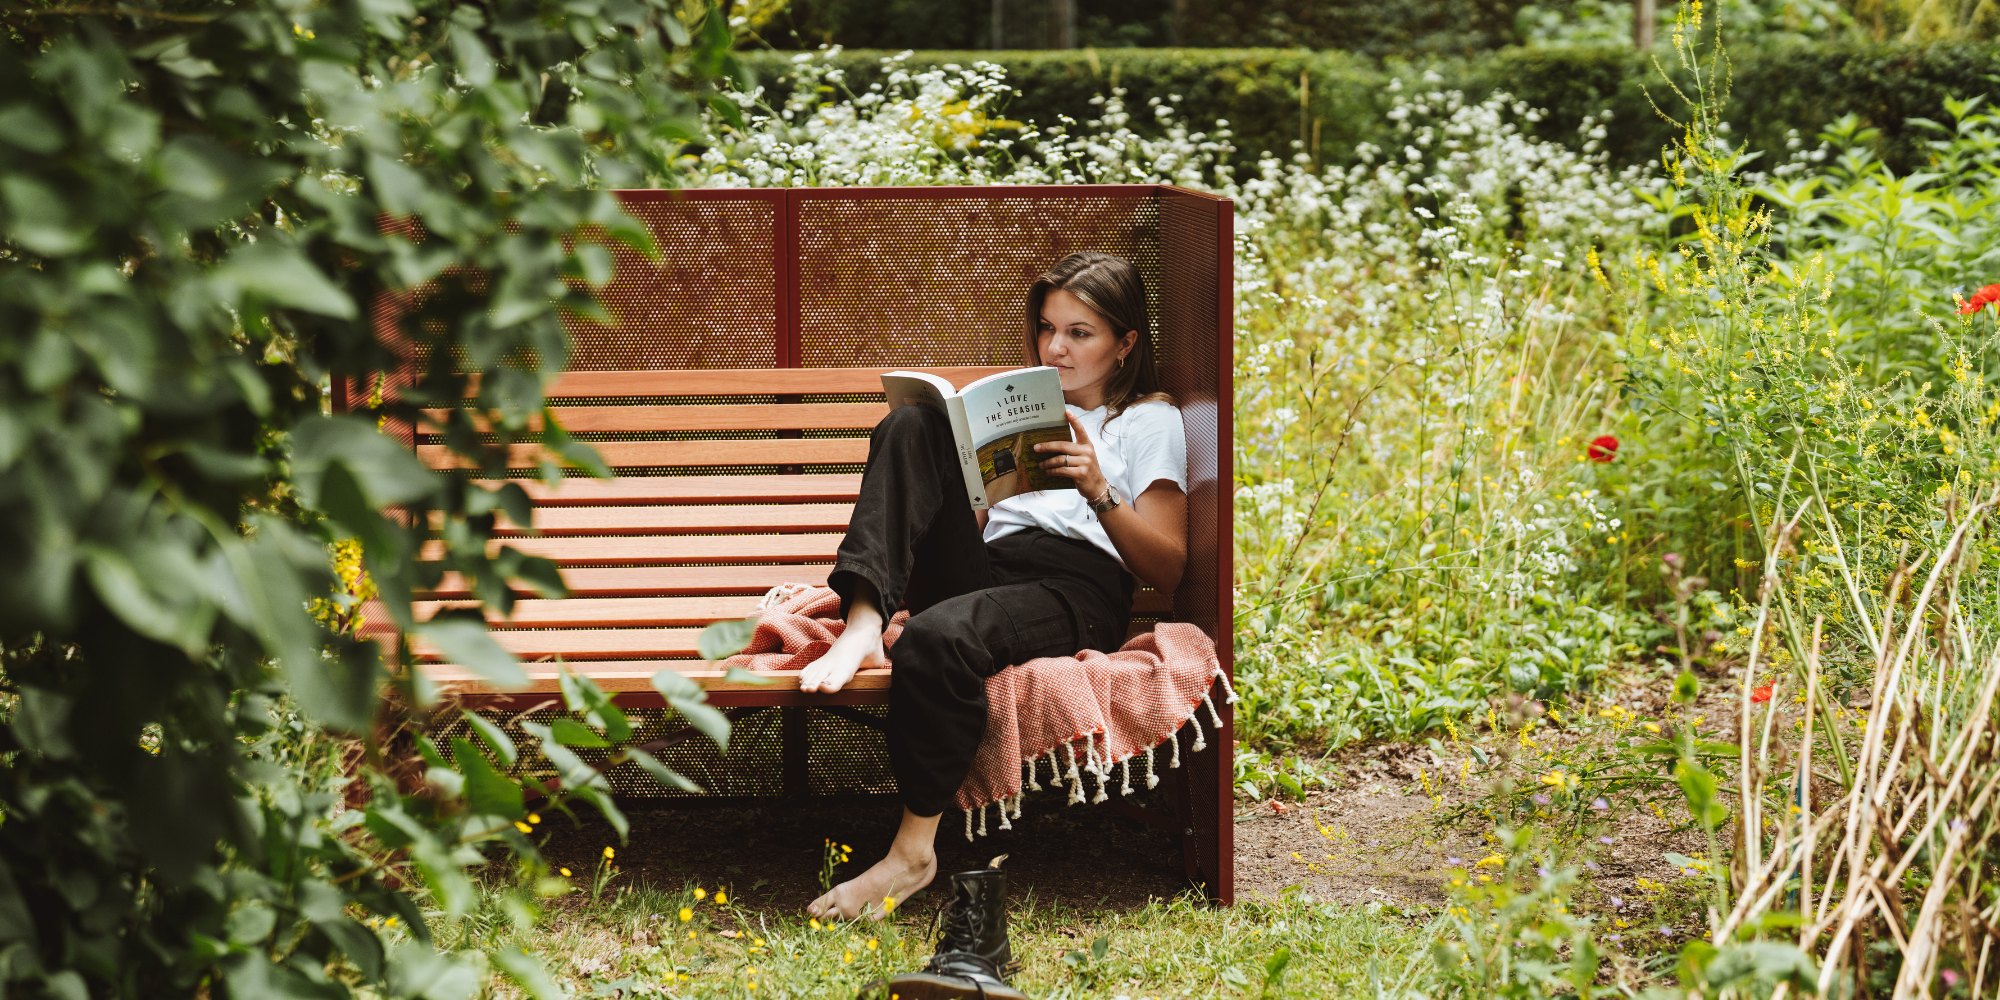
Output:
[
  {"xmin": 0, "ymin": 2, "xmax": 737, "ymax": 996},
  {"xmin": 737, "ymin": 42, "xmax": 2000, "ymax": 174}
]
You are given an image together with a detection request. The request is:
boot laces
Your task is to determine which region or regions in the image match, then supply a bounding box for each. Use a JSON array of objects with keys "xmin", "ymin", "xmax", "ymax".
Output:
[{"xmin": 923, "ymin": 891, "xmax": 993, "ymax": 974}]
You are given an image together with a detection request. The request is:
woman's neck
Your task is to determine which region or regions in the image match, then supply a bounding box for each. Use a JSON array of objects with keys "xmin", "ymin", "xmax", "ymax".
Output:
[{"xmin": 1063, "ymin": 385, "xmax": 1107, "ymax": 410}]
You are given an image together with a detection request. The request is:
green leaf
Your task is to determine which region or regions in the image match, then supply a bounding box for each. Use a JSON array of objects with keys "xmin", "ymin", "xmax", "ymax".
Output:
[
  {"xmin": 492, "ymin": 946, "xmax": 566, "ymax": 1000},
  {"xmin": 453, "ymin": 737, "xmax": 524, "ymax": 819},
  {"xmin": 722, "ymin": 665, "xmax": 772, "ymax": 686},
  {"xmin": 82, "ymin": 547, "xmax": 214, "ymax": 655},
  {"xmin": 1672, "ymin": 669, "xmax": 1700, "ymax": 705},
  {"xmin": 418, "ymin": 616, "xmax": 527, "ymax": 687},
  {"xmin": 315, "ymin": 459, "xmax": 397, "ymax": 556},
  {"xmin": 1568, "ymin": 931, "xmax": 1599, "ymax": 994},
  {"xmin": 1264, "ymin": 945, "xmax": 1292, "ymax": 985},
  {"xmin": 557, "ymin": 665, "xmax": 632, "ymax": 742},
  {"xmin": 626, "ymin": 748, "xmax": 702, "ymax": 794},
  {"xmin": 0, "ymin": 176, "xmax": 87, "ymax": 256},
  {"xmin": 549, "ymin": 718, "xmax": 609, "ymax": 748},
  {"xmin": 651, "ymin": 668, "xmax": 730, "ymax": 752},
  {"xmin": 699, "ymin": 617, "xmax": 757, "ymax": 663},
  {"xmin": 218, "ymin": 241, "xmax": 356, "ymax": 318},
  {"xmin": 464, "ymin": 712, "xmax": 518, "ymax": 768},
  {"xmin": 292, "ymin": 416, "xmax": 439, "ymax": 508},
  {"xmin": 1674, "ymin": 759, "xmax": 1728, "ymax": 830}
]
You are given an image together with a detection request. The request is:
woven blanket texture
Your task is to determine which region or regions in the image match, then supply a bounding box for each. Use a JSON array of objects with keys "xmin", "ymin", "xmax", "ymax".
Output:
[{"xmin": 719, "ymin": 585, "xmax": 1228, "ymax": 836}]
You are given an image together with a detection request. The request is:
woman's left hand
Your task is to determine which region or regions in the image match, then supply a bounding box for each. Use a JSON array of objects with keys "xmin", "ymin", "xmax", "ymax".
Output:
[{"xmin": 1035, "ymin": 410, "xmax": 1108, "ymax": 498}]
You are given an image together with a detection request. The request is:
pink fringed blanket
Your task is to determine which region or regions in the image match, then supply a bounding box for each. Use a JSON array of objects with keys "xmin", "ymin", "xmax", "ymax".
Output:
[{"xmin": 719, "ymin": 585, "xmax": 1232, "ymax": 838}]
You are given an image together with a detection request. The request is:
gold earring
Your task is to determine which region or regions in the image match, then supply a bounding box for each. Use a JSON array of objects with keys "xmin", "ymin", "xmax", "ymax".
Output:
[{"xmin": 1118, "ymin": 356, "xmax": 1125, "ymax": 369}]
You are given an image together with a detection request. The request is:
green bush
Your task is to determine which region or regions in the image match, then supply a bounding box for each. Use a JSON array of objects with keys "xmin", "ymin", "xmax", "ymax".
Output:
[
  {"xmin": 0, "ymin": 2, "xmax": 736, "ymax": 997},
  {"xmin": 739, "ymin": 42, "xmax": 2000, "ymax": 172}
]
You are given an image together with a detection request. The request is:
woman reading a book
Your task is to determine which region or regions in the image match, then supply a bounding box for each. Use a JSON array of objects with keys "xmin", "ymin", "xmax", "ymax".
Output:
[{"xmin": 798, "ymin": 252, "xmax": 1188, "ymax": 922}]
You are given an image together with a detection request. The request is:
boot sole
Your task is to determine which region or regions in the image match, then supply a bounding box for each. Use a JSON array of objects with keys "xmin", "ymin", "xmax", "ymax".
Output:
[{"xmin": 882, "ymin": 971, "xmax": 1029, "ymax": 1000}]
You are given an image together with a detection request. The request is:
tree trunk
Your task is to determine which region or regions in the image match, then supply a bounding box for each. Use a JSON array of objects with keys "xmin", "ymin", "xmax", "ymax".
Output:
[
  {"xmin": 992, "ymin": 0, "xmax": 1005, "ymax": 48},
  {"xmin": 1634, "ymin": 0, "xmax": 1657, "ymax": 48},
  {"xmin": 1051, "ymin": 0, "xmax": 1076, "ymax": 48}
]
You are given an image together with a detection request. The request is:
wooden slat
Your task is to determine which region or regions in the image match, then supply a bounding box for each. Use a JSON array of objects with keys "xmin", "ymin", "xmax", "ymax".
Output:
[
  {"xmin": 490, "ymin": 475, "xmax": 861, "ymax": 506},
  {"xmin": 420, "ymin": 533, "xmax": 842, "ymax": 566},
  {"xmin": 536, "ymin": 366, "xmax": 1010, "ymax": 398},
  {"xmin": 414, "ymin": 628, "xmax": 707, "ymax": 660},
  {"xmin": 431, "ymin": 504, "xmax": 854, "ymax": 536},
  {"xmin": 422, "ymin": 589, "xmax": 1162, "ymax": 623},
  {"xmin": 420, "ymin": 661, "xmax": 891, "ymax": 694},
  {"xmin": 426, "ymin": 403, "xmax": 889, "ymax": 433},
  {"xmin": 417, "ymin": 596, "xmax": 765, "ymax": 629},
  {"xmin": 424, "ymin": 565, "xmax": 833, "ymax": 599},
  {"xmin": 418, "ymin": 438, "xmax": 870, "ymax": 470}
]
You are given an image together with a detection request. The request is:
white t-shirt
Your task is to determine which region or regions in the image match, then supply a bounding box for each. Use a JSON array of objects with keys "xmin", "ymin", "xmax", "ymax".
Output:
[{"xmin": 983, "ymin": 399, "xmax": 1187, "ymax": 568}]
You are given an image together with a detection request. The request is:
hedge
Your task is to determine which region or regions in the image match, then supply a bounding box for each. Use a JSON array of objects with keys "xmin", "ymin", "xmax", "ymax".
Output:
[{"xmin": 738, "ymin": 43, "xmax": 2000, "ymax": 173}]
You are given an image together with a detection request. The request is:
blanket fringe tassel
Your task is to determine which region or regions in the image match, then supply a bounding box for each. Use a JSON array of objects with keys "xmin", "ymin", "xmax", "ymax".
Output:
[{"xmin": 960, "ymin": 664, "xmax": 1231, "ymax": 840}]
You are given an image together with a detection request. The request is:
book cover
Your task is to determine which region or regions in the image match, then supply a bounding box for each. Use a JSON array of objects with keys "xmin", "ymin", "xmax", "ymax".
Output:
[{"xmin": 880, "ymin": 366, "xmax": 1072, "ymax": 510}]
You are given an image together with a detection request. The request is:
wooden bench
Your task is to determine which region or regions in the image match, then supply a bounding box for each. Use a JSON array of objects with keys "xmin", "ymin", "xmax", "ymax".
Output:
[{"xmin": 359, "ymin": 186, "xmax": 1237, "ymax": 901}]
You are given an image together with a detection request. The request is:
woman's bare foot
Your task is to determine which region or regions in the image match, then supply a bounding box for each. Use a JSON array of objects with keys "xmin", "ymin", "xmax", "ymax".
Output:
[
  {"xmin": 800, "ymin": 580, "xmax": 888, "ymax": 694},
  {"xmin": 798, "ymin": 622, "xmax": 887, "ymax": 693},
  {"xmin": 807, "ymin": 838, "xmax": 937, "ymax": 922}
]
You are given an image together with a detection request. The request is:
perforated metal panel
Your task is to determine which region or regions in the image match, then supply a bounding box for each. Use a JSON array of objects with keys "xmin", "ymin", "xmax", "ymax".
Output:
[
  {"xmin": 806, "ymin": 707, "xmax": 897, "ymax": 797},
  {"xmin": 441, "ymin": 707, "xmax": 787, "ymax": 799},
  {"xmin": 792, "ymin": 188, "xmax": 1163, "ymax": 369},
  {"xmin": 561, "ymin": 191, "xmax": 782, "ymax": 371},
  {"xmin": 1156, "ymin": 189, "xmax": 1231, "ymax": 658}
]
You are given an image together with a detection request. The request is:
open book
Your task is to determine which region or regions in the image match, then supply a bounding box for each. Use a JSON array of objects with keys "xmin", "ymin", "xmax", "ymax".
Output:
[{"xmin": 880, "ymin": 366, "xmax": 1075, "ymax": 510}]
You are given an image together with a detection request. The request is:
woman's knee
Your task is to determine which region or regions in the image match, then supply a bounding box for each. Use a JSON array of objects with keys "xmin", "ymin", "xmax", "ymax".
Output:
[{"xmin": 874, "ymin": 402, "xmax": 946, "ymax": 440}]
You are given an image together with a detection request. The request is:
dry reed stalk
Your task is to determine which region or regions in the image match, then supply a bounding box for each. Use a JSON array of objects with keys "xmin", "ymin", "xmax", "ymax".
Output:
[{"xmin": 1670, "ymin": 484, "xmax": 1999, "ymax": 999}]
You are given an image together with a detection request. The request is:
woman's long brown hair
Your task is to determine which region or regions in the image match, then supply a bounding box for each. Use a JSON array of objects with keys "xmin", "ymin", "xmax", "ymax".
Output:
[{"xmin": 1024, "ymin": 252, "xmax": 1170, "ymax": 420}]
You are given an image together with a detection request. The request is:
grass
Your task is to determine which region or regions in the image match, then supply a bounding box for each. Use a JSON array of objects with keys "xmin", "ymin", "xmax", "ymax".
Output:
[{"xmin": 456, "ymin": 883, "xmax": 1439, "ymax": 998}]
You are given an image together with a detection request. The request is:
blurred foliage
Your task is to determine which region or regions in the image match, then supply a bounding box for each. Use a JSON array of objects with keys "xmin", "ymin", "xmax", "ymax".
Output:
[
  {"xmin": 0, "ymin": 0, "xmax": 745, "ymax": 996},
  {"xmin": 770, "ymin": 0, "xmax": 1996, "ymax": 53},
  {"xmin": 739, "ymin": 42, "xmax": 2000, "ymax": 174}
]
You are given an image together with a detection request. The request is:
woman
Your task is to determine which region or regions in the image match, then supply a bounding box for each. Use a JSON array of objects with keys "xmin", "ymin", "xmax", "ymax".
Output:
[{"xmin": 798, "ymin": 252, "xmax": 1189, "ymax": 921}]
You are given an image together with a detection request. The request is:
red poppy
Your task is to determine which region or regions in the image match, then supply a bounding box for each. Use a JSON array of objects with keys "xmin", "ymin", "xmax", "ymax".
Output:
[
  {"xmin": 1751, "ymin": 685, "xmax": 1773, "ymax": 704},
  {"xmin": 1959, "ymin": 284, "xmax": 2000, "ymax": 315},
  {"xmin": 1587, "ymin": 435, "xmax": 1619, "ymax": 463}
]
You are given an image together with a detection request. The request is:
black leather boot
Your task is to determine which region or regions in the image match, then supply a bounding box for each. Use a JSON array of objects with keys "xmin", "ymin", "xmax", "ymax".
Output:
[{"xmin": 875, "ymin": 867, "xmax": 1027, "ymax": 1000}]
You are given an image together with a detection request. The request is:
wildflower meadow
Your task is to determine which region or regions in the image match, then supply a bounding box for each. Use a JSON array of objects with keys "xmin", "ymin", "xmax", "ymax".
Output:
[{"xmin": 6, "ymin": 0, "xmax": 2000, "ymax": 995}]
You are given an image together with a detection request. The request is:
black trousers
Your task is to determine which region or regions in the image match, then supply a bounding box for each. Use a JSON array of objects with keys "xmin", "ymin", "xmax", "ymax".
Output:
[{"xmin": 829, "ymin": 404, "xmax": 1135, "ymax": 818}]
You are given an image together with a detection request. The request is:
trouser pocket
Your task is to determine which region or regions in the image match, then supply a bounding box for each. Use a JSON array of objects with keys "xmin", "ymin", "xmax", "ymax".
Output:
[{"xmin": 980, "ymin": 583, "xmax": 1079, "ymax": 665}]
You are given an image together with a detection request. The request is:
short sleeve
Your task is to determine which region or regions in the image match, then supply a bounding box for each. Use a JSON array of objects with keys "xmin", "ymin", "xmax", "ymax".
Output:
[{"xmin": 1114, "ymin": 402, "xmax": 1186, "ymax": 495}]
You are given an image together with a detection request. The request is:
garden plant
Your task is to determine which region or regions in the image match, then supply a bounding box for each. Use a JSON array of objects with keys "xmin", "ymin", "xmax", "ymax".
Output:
[{"xmin": 4, "ymin": 0, "xmax": 2000, "ymax": 995}]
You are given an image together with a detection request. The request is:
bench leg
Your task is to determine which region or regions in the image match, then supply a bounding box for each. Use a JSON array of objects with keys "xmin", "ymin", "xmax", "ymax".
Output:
[
  {"xmin": 1170, "ymin": 684, "xmax": 1235, "ymax": 903},
  {"xmin": 782, "ymin": 707, "xmax": 810, "ymax": 797}
]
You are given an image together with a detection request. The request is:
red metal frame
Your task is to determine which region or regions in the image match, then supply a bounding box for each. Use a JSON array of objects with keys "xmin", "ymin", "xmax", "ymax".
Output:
[{"xmin": 378, "ymin": 184, "xmax": 1237, "ymax": 901}]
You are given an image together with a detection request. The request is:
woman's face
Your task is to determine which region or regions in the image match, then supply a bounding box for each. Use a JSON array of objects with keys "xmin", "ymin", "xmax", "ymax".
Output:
[{"xmin": 1036, "ymin": 288, "xmax": 1134, "ymax": 404}]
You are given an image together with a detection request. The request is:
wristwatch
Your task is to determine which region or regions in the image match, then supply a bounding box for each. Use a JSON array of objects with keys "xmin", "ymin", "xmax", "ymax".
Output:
[{"xmin": 1086, "ymin": 483, "xmax": 1123, "ymax": 515}]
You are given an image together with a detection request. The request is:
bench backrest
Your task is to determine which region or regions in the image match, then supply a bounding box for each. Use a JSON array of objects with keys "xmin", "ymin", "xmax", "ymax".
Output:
[{"xmin": 381, "ymin": 186, "xmax": 1232, "ymax": 694}]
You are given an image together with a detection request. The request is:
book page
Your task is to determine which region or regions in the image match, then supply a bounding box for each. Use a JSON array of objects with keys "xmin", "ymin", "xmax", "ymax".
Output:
[
  {"xmin": 958, "ymin": 366, "xmax": 1074, "ymax": 504},
  {"xmin": 881, "ymin": 370, "xmax": 987, "ymax": 507}
]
